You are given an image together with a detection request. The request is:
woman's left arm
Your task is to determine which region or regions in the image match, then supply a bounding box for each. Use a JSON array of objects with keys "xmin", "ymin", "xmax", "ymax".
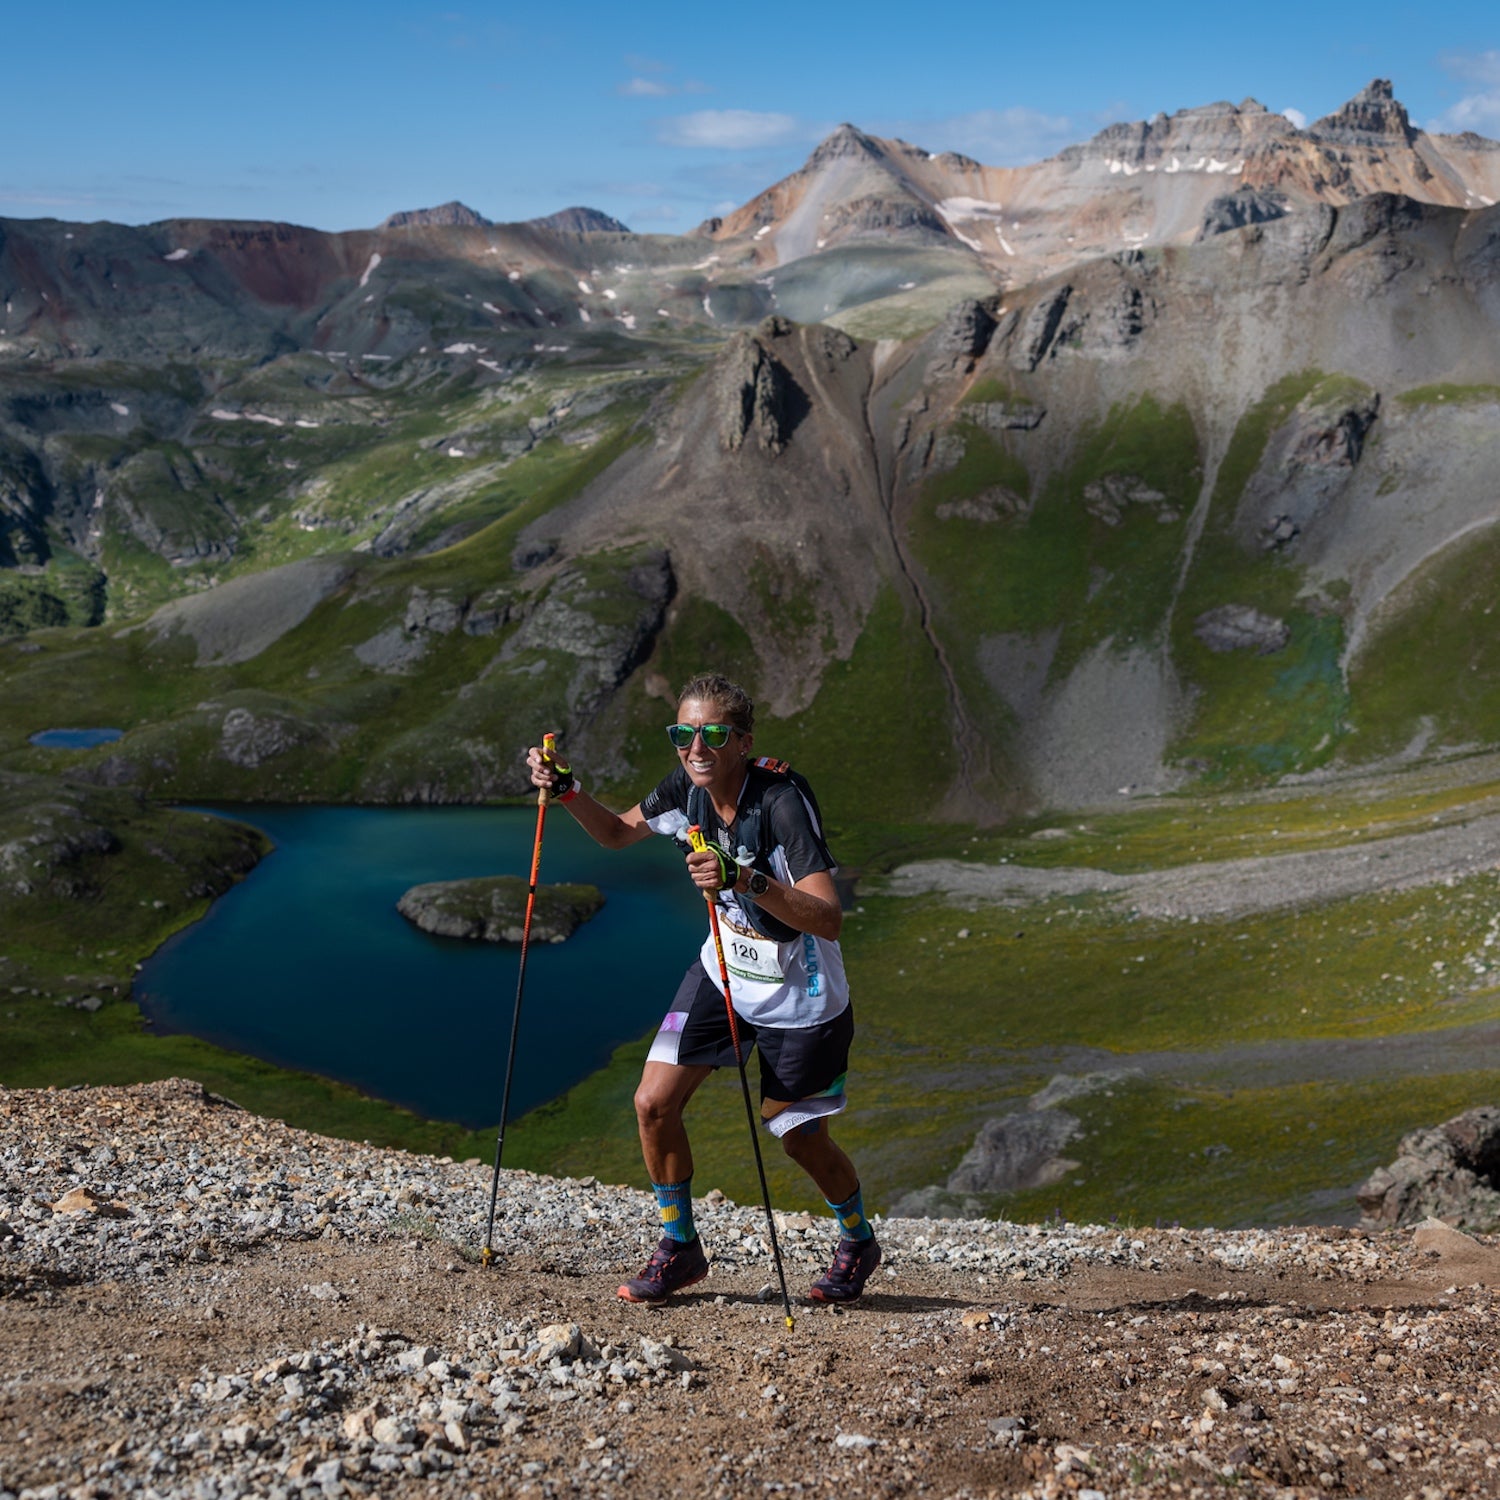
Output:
[{"xmin": 741, "ymin": 867, "xmax": 842, "ymax": 941}]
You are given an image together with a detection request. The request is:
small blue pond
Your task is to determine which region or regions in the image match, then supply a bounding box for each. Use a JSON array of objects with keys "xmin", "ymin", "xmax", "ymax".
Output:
[
  {"xmin": 135, "ymin": 805, "xmax": 707, "ymax": 1129},
  {"xmin": 29, "ymin": 728, "xmax": 124, "ymax": 748}
]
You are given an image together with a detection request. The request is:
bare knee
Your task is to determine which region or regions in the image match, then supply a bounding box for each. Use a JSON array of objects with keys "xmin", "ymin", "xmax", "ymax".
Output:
[
  {"xmin": 780, "ymin": 1120, "xmax": 823, "ymax": 1165},
  {"xmin": 634, "ymin": 1080, "xmax": 680, "ymax": 1134}
]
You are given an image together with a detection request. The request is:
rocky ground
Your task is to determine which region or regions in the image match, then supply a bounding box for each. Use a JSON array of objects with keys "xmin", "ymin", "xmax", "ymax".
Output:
[{"xmin": 4, "ymin": 1080, "xmax": 1500, "ymax": 1500}]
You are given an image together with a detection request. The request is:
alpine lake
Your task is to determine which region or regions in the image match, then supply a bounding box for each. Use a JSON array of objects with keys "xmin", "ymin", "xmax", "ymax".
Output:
[{"xmin": 135, "ymin": 806, "xmax": 705, "ymax": 1128}]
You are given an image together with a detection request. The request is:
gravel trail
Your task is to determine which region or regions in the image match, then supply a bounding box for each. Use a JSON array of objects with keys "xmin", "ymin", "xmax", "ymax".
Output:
[
  {"xmin": 5, "ymin": 1079, "xmax": 1500, "ymax": 1499},
  {"xmin": 885, "ymin": 812, "xmax": 1500, "ymax": 919}
]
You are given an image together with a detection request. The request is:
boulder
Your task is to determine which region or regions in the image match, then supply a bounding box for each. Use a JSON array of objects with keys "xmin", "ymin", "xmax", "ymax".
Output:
[
  {"xmin": 219, "ymin": 708, "xmax": 313, "ymax": 768},
  {"xmin": 1356, "ymin": 1106, "xmax": 1500, "ymax": 1231},
  {"xmin": 396, "ymin": 876, "xmax": 604, "ymax": 945},
  {"xmin": 945, "ymin": 1107, "xmax": 1082, "ymax": 1194},
  {"xmin": 1193, "ymin": 604, "xmax": 1291, "ymax": 654}
]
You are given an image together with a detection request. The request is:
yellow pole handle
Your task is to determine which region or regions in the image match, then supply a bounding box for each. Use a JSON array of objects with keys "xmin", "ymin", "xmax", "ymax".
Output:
[{"xmin": 539, "ymin": 732, "xmax": 567, "ymax": 807}]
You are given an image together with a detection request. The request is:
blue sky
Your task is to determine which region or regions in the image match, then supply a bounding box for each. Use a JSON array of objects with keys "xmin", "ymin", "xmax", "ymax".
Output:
[{"xmin": 5, "ymin": 1, "xmax": 1500, "ymax": 233}]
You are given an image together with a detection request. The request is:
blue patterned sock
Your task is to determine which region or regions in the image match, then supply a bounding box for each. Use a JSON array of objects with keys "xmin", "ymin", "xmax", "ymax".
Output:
[
  {"xmin": 651, "ymin": 1178, "xmax": 696, "ymax": 1243},
  {"xmin": 827, "ymin": 1182, "xmax": 873, "ymax": 1243}
]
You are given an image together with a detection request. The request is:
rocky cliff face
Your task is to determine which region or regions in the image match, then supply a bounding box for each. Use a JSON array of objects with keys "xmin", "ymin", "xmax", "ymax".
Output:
[{"xmin": 5, "ymin": 81, "xmax": 1500, "ymax": 813}]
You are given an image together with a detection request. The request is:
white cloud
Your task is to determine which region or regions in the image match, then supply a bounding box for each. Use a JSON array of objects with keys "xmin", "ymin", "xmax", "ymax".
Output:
[
  {"xmin": 1430, "ymin": 50, "xmax": 1500, "ymax": 136},
  {"xmin": 881, "ymin": 106, "xmax": 1077, "ymax": 167},
  {"xmin": 657, "ymin": 109, "xmax": 802, "ymax": 149},
  {"xmin": 1282, "ymin": 107, "xmax": 1307, "ymax": 130},
  {"xmin": 617, "ymin": 56, "xmax": 710, "ymax": 100}
]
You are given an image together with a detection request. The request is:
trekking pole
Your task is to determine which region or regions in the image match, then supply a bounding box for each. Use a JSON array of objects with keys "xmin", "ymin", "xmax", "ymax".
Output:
[
  {"xmin": 481, "ymin": 732, "xmax": 561, "ymax": 1269},
  {"xmin": 687, "ymin": 825, "xmax": 795, "ymax": 1330}
]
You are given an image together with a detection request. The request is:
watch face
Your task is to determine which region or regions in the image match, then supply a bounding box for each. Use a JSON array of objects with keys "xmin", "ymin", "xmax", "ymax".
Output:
[{"xmin": 748, "ymin": 871, "xmax": 770, "ymax": 896}]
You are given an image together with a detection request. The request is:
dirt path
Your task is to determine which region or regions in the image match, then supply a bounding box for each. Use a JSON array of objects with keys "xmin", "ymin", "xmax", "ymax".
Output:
[
  {"xmin": 886, "ymin": 810, "xmax": 1500, "ymax": 919},
  {"xmin": 5, "ymin": 1081, "xmax": 1500, "ymax": 1499}
]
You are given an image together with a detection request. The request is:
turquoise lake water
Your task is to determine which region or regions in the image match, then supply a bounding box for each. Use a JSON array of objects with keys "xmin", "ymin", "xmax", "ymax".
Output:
[{"xmin": 135, "ymin": 805, "xmax": 706, "ymax": 1128}]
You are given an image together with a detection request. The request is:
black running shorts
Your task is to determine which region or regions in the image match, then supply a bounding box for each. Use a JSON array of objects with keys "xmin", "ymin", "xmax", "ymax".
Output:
[{"xmin": 646, "ymin": 961, "xmax": 853, "ymax": 1103}]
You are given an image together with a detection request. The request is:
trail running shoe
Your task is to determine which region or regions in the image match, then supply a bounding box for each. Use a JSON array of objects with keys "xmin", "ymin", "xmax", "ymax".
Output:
[
  {"xmin": 617, "ymin": 1234, "xmax": 710, "ymax": 1304},
  {"xmin": 810, "ymin": 1234, "xmax": 882, "ymax": 1303}
]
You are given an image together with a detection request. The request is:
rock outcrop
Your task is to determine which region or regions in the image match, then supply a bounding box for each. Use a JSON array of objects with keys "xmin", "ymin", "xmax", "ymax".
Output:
[
  {"xmin": 1196, "ymin": 186, "xmax": 1290, "ymax": 240},
  {"xmin": 1010, "ymin": 286, "xmax": 1072, "ymax": 371},
  {"xmin": 716, "ymin": 323, "xmax": 802, "ymax": 455},
  {"xmin": 1357, "ymin": 1106, "xmax": 1500, "ymax": 1232},
  {"xmin": 396, "ymin": 876, "xmax": 604, "ymax": 944},
  {"xmin": 1193, "ymin": 604, "xmax": 1291, "ymax": 654}
]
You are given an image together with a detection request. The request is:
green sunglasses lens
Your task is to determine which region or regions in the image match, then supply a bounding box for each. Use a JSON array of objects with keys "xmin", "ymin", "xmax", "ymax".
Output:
[{"xmin": 666, "ymin": 723, "xmax": 734, "ymax": 749}]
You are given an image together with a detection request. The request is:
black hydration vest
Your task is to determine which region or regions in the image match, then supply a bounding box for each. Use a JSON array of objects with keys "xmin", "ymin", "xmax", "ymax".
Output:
[{"xmin": 685, "ymin": 757, "xmax": 829, "ymax": 943}]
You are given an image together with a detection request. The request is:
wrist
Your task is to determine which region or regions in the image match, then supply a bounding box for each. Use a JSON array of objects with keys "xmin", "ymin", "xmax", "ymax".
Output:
[{"xmin": 556, "ymin": 777, "xmax": 582, "ymax": 804}]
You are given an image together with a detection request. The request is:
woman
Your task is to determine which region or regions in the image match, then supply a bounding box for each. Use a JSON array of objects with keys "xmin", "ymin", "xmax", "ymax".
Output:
[{"xmin": 526, "ymin": 671, "xmax": 879, "ymax": 1305}]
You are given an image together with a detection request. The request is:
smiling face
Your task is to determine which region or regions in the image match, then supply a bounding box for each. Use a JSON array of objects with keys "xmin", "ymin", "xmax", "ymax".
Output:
[{"xmin": 673, "ymin": 694, "xmax": 752, "ymax": 796}]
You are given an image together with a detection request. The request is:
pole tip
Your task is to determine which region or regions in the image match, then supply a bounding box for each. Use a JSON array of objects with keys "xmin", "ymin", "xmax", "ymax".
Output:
[{"xmin": 785, "ymin": 1314, "xmax": 795, "ymax": 1330}]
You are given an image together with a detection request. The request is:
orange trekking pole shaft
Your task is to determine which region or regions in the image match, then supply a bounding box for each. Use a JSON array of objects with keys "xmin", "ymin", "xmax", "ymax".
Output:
[
  {"xmin": 482, "ymin": 732, "xmax": 561, "ymax": 1268},
  {"xmin": 688, "ymin": 825, "xmax": 794, "ymax": 1329}
]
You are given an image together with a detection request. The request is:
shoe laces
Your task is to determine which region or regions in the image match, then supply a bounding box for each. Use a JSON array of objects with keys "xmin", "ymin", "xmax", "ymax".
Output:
[
  {"xmin": 827, "ymin": 1238, "xmax": 866, "ymax": 1280},
  {"xmin": 642, "ymin": 1239, "xmax": 684, "ymax": 1279}
]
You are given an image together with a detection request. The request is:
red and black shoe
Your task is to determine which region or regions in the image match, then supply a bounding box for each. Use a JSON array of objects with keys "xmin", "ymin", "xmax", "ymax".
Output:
[
  {"xmin": 617, "ymin": 1234, "xmax": 710, "ymax": 1304},
  {"xmin": 810, "ymin": 1234, "xmax": 882, "ymax": 1303}
]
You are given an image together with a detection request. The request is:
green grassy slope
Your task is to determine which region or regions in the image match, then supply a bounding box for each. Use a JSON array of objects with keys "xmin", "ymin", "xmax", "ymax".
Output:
[{"xmin": 1169, "ymin": 373, "xmax": 1364, "ymax": 782}]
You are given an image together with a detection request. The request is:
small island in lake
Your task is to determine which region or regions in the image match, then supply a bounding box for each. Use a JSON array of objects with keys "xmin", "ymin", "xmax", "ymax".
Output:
[{"xmin": 396, "ymin": 876, "xmax": 604, "ymax": 945}]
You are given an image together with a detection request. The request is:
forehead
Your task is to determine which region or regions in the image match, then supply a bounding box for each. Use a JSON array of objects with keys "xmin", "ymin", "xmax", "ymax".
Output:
[{"xmin": 676, "ymin": 695, "xmax": 729, "ymax": 722}]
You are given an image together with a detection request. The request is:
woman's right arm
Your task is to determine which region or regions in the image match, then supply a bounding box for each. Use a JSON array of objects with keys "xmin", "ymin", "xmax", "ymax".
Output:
[{"xmin": 525, "ymin": 744, "xmax": 654, "ymax": 850}]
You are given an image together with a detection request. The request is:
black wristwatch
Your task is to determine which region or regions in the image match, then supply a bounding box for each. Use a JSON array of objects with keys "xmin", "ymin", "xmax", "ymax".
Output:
[{"xmin": 745, "ymin": 869, "xmax": 771, "ymax": 898}]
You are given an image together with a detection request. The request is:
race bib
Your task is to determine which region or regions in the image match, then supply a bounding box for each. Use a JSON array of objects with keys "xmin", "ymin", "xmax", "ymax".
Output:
[
  {"xmin": 703, "ymin": 913, "xmax": 787, "ymax": 984},
  {"xmin": 723, "ymin": 930, "xmax": 786, "ymax": 983}
]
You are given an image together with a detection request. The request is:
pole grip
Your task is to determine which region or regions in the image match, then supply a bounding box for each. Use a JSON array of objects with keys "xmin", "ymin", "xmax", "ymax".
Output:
[{"xmin": 539, "ymin": 732, "xmax": 559, "ymax": 807}]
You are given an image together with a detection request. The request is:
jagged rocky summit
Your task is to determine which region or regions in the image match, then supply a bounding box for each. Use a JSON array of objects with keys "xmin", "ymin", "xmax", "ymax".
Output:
[
  {"xmin": 396, "ymin": 876, "xmax": 604, "ymax": 944},
  {"xmin": 379, "ymin": 201, "xmax": 493, "ymax": 229}
]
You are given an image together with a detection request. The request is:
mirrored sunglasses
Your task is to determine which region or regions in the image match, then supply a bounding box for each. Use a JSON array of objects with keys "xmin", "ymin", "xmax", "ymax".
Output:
[{"xmin": 666, "ymin": 722, "xmax": 737, "ymax": 749}]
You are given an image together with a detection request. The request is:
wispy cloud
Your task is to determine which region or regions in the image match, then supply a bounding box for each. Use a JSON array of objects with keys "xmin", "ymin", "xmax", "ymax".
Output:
[
  {"xmin": 1430, "ymin": 50, "xmax": 1500, "ymax": 135},
  {"xmin": 1282, "ymin": 107, "xmax": 1308, "ymax": 130},
  {"xmin": 617, "ymin": 55, "xmax": 709, "ymax": 100},
  {"xmin": 656, "ymin": 109, "xmax": 804, "ymax": 149},
  {"xmin": 877, "ymin": 106, "xmax": 1077, "ymax": 167}
]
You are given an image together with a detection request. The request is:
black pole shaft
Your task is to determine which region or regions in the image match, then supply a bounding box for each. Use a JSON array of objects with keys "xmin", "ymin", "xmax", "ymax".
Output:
[{"xmin": 689, "ymin": 828, "xmax": 794, "ymax": 1329}]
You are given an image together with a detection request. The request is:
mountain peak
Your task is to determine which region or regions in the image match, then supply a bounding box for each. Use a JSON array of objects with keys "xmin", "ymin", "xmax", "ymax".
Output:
[
  {"xmin": 526, "ymin": 206, "xmax": 632, "ymax": 235},
  {"xmin": 380, "ymin": 200, "xmax": 492, "ymax": 229},
  {"xmin": 806, "ymin": 123, "xmax": 886, "ymax": 168},
  {"xmin": 1310, "ymin": 79, "xmax": 1415, "ymax": 145}
]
